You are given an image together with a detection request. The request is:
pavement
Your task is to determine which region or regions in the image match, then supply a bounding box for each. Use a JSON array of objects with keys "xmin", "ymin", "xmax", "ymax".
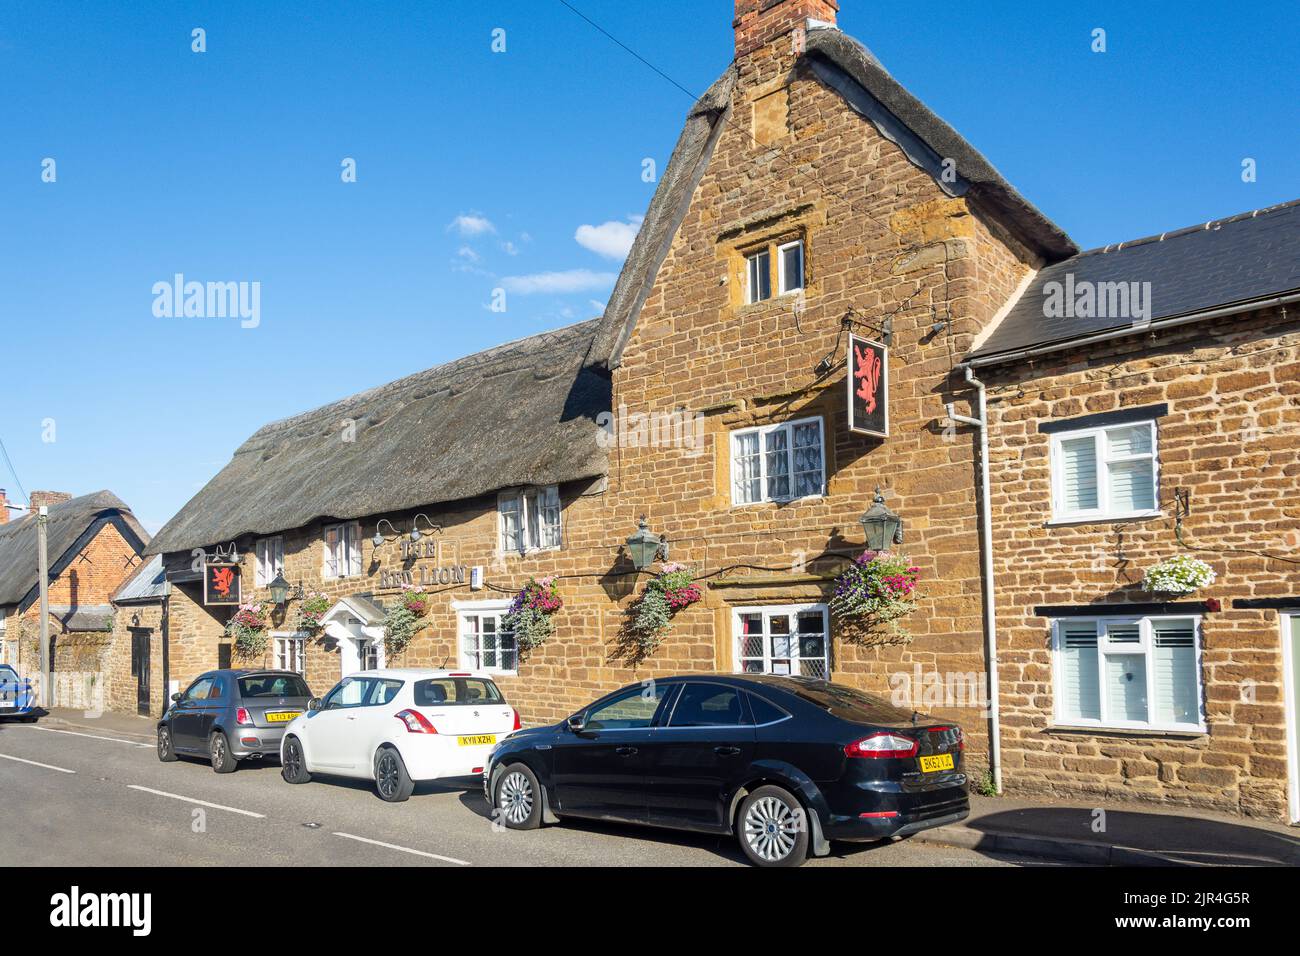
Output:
[
  {"xmin": 0, "ymin": 708, "xmax": 1047, "ymax": 868},
  {"xmin": 10, "ymin": 707, "xmax": 1295, "ymax": 868}
]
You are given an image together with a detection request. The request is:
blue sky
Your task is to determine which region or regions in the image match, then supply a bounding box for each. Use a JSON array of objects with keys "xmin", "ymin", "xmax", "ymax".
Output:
[{"xmin": 1, "ymin": 0, "xmax": 1295, "ymax": 532}]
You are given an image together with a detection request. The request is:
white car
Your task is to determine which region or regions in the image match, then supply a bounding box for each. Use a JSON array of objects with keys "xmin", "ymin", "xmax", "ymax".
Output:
[{"xmin": 279, "ymin": 669, "xmax": 520, "ymax": 802}]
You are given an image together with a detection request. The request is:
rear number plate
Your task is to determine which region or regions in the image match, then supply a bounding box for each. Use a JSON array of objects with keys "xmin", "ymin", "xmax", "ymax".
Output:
[
  {"xmin": 265, "ymin": 711, "xmax": 300, "ymax": 723},
  {"xmin": 919, "ymin": 753, "xmax": 954, "ymax": 773},
  {"xmin": 458, "ymin": 734, "xmax": 496, "ymax": 747}
]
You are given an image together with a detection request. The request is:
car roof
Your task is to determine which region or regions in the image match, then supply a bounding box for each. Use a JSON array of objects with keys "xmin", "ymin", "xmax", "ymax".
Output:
[{"xmin": 348, "ymin": 668, "xmax": 494, "ymax": 679}]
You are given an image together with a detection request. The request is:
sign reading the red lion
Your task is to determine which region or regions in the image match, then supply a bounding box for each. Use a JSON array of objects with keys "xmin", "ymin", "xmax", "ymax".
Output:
[
  {"xmin": 203, "ymin": 562, "xmax": 241, "ymax": 606},
  {"xmin": 847, "ymin": 333, "xmax": 888, "ymax": 437}
]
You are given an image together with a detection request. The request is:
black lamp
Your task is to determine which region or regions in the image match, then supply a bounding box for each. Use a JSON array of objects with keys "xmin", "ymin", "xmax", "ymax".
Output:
[
  {"xmin": 268, "ymin": 571, "xmax": 292, "ymax": 606},
  {"xmin": 625, "ymin": 516, "xmax": 666, "ymax": 571},
  {"xmin": 859, "ymin": 487, "xmax": 903, "ymax": 552}
]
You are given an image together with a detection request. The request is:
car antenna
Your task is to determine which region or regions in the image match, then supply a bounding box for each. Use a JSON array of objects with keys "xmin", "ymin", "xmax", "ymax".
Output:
[{"xmin": 912, "ymin": 710, "xmax": 920, "ymax": 725}]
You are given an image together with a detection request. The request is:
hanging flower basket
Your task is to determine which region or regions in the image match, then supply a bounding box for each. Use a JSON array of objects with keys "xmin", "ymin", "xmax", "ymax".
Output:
[
  {"xmin": 502, "ymin": 576, "xmax": 564, "ymax": 653},
  {"xmin": 399, "ymin": 583, "xmax": 431, "ymax": 617},
  {"xmin": 227, "ymin": 602, "xmax": 272, "ymax": 657},
  {"xmin": 295, "ymin": 591, "xmax": 332, "ymax": 633},
  {"xmin": 830, "ymin": 551, "xmax": 920, "ymax": 640},
  {"xmin": 628, "ymin": 564, "xmax": 702, "ymax": 657},
  {"xmin": 384, "ymin": 603, "xmax": 420, "ymax": 657},
  {"xmin": 1142, "ymin": 555, "xmax": 1216, "ymax": 596}
]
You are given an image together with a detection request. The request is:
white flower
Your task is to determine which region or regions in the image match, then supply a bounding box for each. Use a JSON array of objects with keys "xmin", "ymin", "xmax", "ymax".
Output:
[{"xmin": 1142, "ymin": 555, "xmax": 1216, "ymax": 595}]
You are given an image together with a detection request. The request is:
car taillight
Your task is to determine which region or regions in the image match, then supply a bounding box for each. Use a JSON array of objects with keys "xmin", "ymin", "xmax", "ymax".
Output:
[
  {"xmin": 395, "ymin": 709, "xmax": 438, "ymax": 734},
  {"xmin": 236, "ymin": 707, "xmax": 253, "ymax": 726},
  {"xmin": 511, "ymin": 708, "xmax": 522, "ymax": 731},
  {"xmin": 845, "ymin": 732, "xmax": 918, "ymax": 759}
]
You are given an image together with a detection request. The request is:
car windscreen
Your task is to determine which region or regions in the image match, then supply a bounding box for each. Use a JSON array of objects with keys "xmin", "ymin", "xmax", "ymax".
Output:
[
  {"xmin": 238, "ymin": 675, "xmax": 310, "ymax": 699},
  {"xmin": 413, "ymin": 678, "xmax": 503, "ymax": 707},
  {"xmin": 0, "ymin": 666, "xmax": 17, "ymax": 683},
  {"xmin": 786, "ymin": 682, "xmax": 917, "ymax": 725}
]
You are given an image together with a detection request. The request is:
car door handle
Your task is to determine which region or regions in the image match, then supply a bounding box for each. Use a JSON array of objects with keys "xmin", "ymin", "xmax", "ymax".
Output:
[
  {"xmin": 714, "ymin": 746, "xmax": 741, "ymax": 756},
  {"xmin": 615, "ymin": 746, "xmax": 638, "ymax": 756}
]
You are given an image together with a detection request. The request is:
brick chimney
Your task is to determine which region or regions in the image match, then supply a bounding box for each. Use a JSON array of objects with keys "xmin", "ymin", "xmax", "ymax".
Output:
[
  {"xmin": 734, "ymin": 0, "xmax": 838, "ymax": 58},
  {"xmin": 28, "ymin": 490, "xmax": 73, "ymax": 513},
  {"xmin": 0, "ymin": 488, "xmax": 7, "ymax": 525}
]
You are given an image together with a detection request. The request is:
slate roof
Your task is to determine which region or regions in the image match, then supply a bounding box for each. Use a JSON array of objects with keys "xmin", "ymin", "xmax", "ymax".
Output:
[
  {"xmin": 147, "ymin": 321, "xmax": 611, "ymax": 556},
  {"xmin": 587, "ymin": 26, "xmax": 1077, "ymax": 370},
  {"xmin": 113, "ymin": 554, "xmax": 167, "ymax": 603},
  {"xmin": 0, "ymin": 491, "xmax": 149, "ymax": 608},
  {"xmin": 969, "ymin": 200, "xmax": 1300, "ymax": 363}
]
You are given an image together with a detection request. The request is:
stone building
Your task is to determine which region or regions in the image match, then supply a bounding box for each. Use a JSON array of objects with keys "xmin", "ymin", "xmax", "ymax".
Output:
[
  {"xmin": 106, "ymin": 554, "xmax": 169, "ymax": 718},
  {"xmin": 144, "ymin": 0, "xmax": 1299, "ymax": 820},
  {"xmin": 0, "ymin": 489, "xmax": 150, "ymax": 709}
]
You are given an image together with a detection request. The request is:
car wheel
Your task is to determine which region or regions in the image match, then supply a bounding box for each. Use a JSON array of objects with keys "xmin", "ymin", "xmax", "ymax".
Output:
[
  {"xmin": 493, "ymin": 763, "xmax": 542, "ymax": 830},
  {"xmin": 209, "ymin": 731, "xmax": 238, "ymax": 774},
  {"xmin": 281, "ymin": 736, "xmax": 311, "ymax": 784},
  {"xmin": 157, "ymin": 725, "xmax": 178, "ymax": 762},
  {"xmin": 738, "ymin": 785, "xmax": 809, "ymax": 867},
  {"xmin": 374, "ymin": 747, "xmax": 414, "ymax": 802}
]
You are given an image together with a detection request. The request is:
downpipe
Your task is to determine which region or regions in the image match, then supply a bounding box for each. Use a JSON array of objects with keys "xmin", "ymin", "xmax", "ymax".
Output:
[{"xmin": 946, "ymin": 366, "xmax": 1002, "ymax": 794}]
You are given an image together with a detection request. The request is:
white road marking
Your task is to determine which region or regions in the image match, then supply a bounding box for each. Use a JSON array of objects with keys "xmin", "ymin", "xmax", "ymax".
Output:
[
  {"xmin": 128, "ymin": 785, "xmax": 265, "ymax": 818},
  {"xmin": 0, "ymin": 752, "xmax": 76, "ymax": 774},
  {"xmin": 332, "ymin": 832, "xmax": 470, "ymax": 866},
  {"xmin": 33, "ymin": 726, "xmax": 152, "ymax": 748}
]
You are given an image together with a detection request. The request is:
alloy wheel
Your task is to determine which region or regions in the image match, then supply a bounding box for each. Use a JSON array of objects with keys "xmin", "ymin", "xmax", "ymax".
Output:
[
  {"xmin": 499, "ymin": 770, "xmax": 534, "ymax": 824},
  {"xmin": 158, "ymin": 728, "xmax": 170, "ymax": 758},
  {"xmin": 284, "ymin": 742, "xmax": 301, "ymax": 778},
  {"xmin": 211, "ymin": 735, "xmax": 225, "ymax": 764},
  {"xmin": 743, "ymin": 795, "xmax": 800, "ymax": 863},
  {"xmin": 377, "ymin": 752, "xmax": 399, "ymax": 799}
]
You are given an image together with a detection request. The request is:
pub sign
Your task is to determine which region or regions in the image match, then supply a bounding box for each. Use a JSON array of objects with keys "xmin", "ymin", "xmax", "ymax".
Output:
[
  {"xmin": 847, "ymin": 333, "xmax": 888, "ymax": 437},
  {"xmin": 203, "ymin": 562, "xmax": 242, "ymax": 606}
]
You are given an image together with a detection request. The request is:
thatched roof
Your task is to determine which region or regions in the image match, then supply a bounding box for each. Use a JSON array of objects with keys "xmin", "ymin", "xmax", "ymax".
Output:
[
  {"xmin": 587, "ymin": 26, "xmax": 1076, "ymax": 370},
  {"xmin": 0, "ymin": 491, "xmax": 149, "ymax": 608},
  {"xmin": 147, "ymin": 320, "xmax": 611, "ymax": 556}
]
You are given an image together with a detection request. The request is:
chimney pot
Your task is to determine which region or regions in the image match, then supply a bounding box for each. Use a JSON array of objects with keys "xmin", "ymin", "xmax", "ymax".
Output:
[{"xmin": 734, "ymin": 0, "xmax": 838, "ymax": 58}]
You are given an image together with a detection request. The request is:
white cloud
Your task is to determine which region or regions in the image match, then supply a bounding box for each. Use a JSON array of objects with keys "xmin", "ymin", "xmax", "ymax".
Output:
[
  {"xmin": 500, "ymin": 240, "xmax": 519, "ymax": 256},
  {"xmin": 575, "ymin": 215, "xmax": 643, "ymax": 259},
  {"xmin": 457, "ymin": 246, "xmax": 481, "ymax": 263},
  {"xmin": 501, "ymin": 269, "xmax": 618, "ymax": 295},
  {"xmin": 448, "ymin": 213, "xmax": 496, "ymax": 237}
]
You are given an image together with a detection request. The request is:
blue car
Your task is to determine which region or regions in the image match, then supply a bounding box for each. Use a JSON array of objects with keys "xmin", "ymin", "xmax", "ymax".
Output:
[{"xmin": 0, "ymin": 664, "xmax": 38, "ymax": 721}]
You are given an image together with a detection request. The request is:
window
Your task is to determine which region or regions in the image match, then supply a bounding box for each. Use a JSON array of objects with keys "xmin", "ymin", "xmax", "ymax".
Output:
[
  {"xmin": 498, "ymin": 486, "xmax": 561, "ymax": 554},
  {"xmin": 1050, "ymin": 421, "xmax": 1159, "ymax": 521},
  {"xmin": 458, "ymin": 603, "xmax": 518, "ymax": 674},
  {"xmin": 746, "ymin": 693, "xmax": 790, "ymax": 725},
  {"xmin": 183, "ymin": 677, "xmax": 214, "ymax": 701},
  {"xmin": 323, "ymin": 522, "xmax": 362, "ymax": 578},
  {"xmin": 414, "ymin": 677, "xmax": 504, "ymax": 706},
  {"xmin": 274, "ymin": 635, "xmax": 306, "ymax": 675},
  {"xmin": 777, "ymin": 240, "xmax": 804, "ymax": 294},
  {"xmin": 322, "ymin": 677, "xmax": 366, "ymax": 710},
  {"xmin": 238, "ymin": 674, "xmax": 310, "ymax": 698},
  {"xmin": 254, "ymin": 536, "xmax": 284, "ymax": 587},
  {"xmin": 583, "ymin": 682, "xmax": 672, "ymax": 730},
  {"xmin": 746, "ymin": 249, "xmax": 772, "ymax": 303},
  {"xmin": 1053, "ymin": 616, "xmax": 1203, "ymax": 732},
  {"xmin": 731, "ymin": 416, "xmax": 824, "ymax": 504},
  {"xmin": 668, "ymin": 683, "xmax": 746, "ymax": 727},
  {"xmin": 735, "ymin": 604, "xmax": 830, "ymax": 678}
]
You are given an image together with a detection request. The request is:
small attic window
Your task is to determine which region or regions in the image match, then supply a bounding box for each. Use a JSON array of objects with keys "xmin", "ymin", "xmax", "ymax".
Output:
[
  {"xmin": 778, "ymin": 240, "xmax": 804, "ymax": 294},
  {"xmin": 746, "ymin": 250, "xmax": 772, "ymax": 304}
]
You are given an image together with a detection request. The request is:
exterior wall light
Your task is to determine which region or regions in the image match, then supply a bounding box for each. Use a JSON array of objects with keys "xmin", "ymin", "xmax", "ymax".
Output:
[
  {"xmin": 859, "ymin": 486, "xmax": 903, "ymax": 552},
  {"xmin": 625, "ymin": 516, "xmax": 668, "ymax": 571},
  {"xmin": 269, "ymin": 572, "xmax": 292, "ymax": 606},
  {"xmin": 410, "ymin": 514, "xmax": 441, "ymax": 543},
  {"xmin": 373, "ymin": 519, "xmax": 399, "ymax": 548}
]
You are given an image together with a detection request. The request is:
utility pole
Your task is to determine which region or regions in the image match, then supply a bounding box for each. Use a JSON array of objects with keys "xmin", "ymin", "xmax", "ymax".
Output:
[{"xmin": 36, "ymin": 505, "xmax": 50, "ymax": 707}]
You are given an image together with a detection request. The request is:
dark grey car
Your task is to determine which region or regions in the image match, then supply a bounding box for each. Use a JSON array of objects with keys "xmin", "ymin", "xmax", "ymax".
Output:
[{"xmin": 157, "ymin": 669, "xmax": 314, "ymax": 773}]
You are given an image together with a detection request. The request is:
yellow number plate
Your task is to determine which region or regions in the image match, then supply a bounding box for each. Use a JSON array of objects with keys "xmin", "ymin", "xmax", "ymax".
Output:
[
  {"xmin": 458, "ymin": 734, "xmax": 496, "ymax": 747},
  {"xmin": 265, "ymin": 711, "xmax": 300, "ymax": 723},
  {"xmin": 919, "ymin": 753, "xmax": 955, "ymax": 773}
]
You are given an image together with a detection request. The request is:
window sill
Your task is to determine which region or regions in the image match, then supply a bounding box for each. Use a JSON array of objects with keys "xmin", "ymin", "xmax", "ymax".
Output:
[
  {"xmin": 498, "ymin": 546, "xmax": 562, "ymax": 559},
  {"xmin": 731, "ymin": 493, "xmax": 825, "ymax": 509},
  {"xmin": 1044, "ymin": 723, "xmax": 1207, "ymax": 740},
  {"xmin": 1045, "ymin": 511, "xmax": 1163, "ymax": 527}
]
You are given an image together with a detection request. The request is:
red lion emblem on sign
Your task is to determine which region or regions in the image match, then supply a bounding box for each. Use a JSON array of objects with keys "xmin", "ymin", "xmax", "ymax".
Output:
[
  {"xmin": 854, "ymin": 343, "xmax": 882, "ymax": 415},
  {"xmin": 211, "ymin": 566, "xmax": 235, "ymax": 598}
]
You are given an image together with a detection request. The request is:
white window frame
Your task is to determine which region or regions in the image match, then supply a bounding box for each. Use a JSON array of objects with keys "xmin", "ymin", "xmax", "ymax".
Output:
[
  {"xmin": 777, "ymin": 239, "xmax": 804, "ymax": 295},
  {"xmin": 453, "ymin": 599, "xmax": 518, "ymax": 675},
  {"xmin": 1050, "ymin": 614, "xmax": 1205, "ymax": 733},
  {"xmin": 732, "ymin": 603, "xmax": 831, "ymax": 678},
  {"xmin": 322, "ymin": 521, "xmax": 362, "ymax": 579},
  {"xmin": 1049, "ymin": 419, "xmax": 1160, "ymax": 523},
  {"xmin": 729, "ymin": 415, "xmax": 825, "ymax": 505},
  {"xmin": 272, "ymin": 632, "xmax": 307, "ymax": 675},
  {"xmin": 745, "ymin": 248, "xmax": 772, "ymax": 304},
  {"xmin": 497, "ymin": 485, "xmax": 561, "ymax": 556},
  {"xmin": 254, "ymin": 536, "xmax": 284, "ymax": 588}
]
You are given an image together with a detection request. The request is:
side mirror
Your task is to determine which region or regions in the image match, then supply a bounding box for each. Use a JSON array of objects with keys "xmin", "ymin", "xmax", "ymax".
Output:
[
  {"xmin": 566, "ymin": 713, "xmax": 586, "ymax": 733},
  {"xmin": 170, "ymin": 692, "xmax": 183, "ymax": 702},
  {"xmin": 308, "ymin": 697, "xmax": 322, "ymax": 712}
]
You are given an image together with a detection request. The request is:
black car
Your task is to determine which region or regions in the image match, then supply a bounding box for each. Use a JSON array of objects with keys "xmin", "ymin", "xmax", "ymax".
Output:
[
  {"xmin": 157, "ymin": 669, "xmax": 313, "ymax": 773},
  {"xmin": 484, "ymin": 674, "xmax": 968, "ymax": 867}
]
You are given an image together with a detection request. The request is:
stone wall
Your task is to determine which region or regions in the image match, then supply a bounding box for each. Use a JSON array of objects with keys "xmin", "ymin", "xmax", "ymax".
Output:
[{"xmin": 106, "ymin": 601, "xmax": 166, "ymax": 719}]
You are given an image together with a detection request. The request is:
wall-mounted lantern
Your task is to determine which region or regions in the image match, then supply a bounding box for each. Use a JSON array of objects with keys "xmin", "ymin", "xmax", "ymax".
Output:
[
  {"xmin": 373, "ymin": 519, "xmax": 399, "ymax": 548},
  {"xmin": 625, "ymin": 516, "xmax": 668, "ymax": 571},
  {"xmin": 269, "ymin": 572, "xmax": 292, "ymax": 606},
  {"xmin": 410, "ymin": 514, "xmax": 441, "ymax": 543},
  {"xmin": 859, "ymin": 487, "xmax": 903, "ymax": 552}
]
